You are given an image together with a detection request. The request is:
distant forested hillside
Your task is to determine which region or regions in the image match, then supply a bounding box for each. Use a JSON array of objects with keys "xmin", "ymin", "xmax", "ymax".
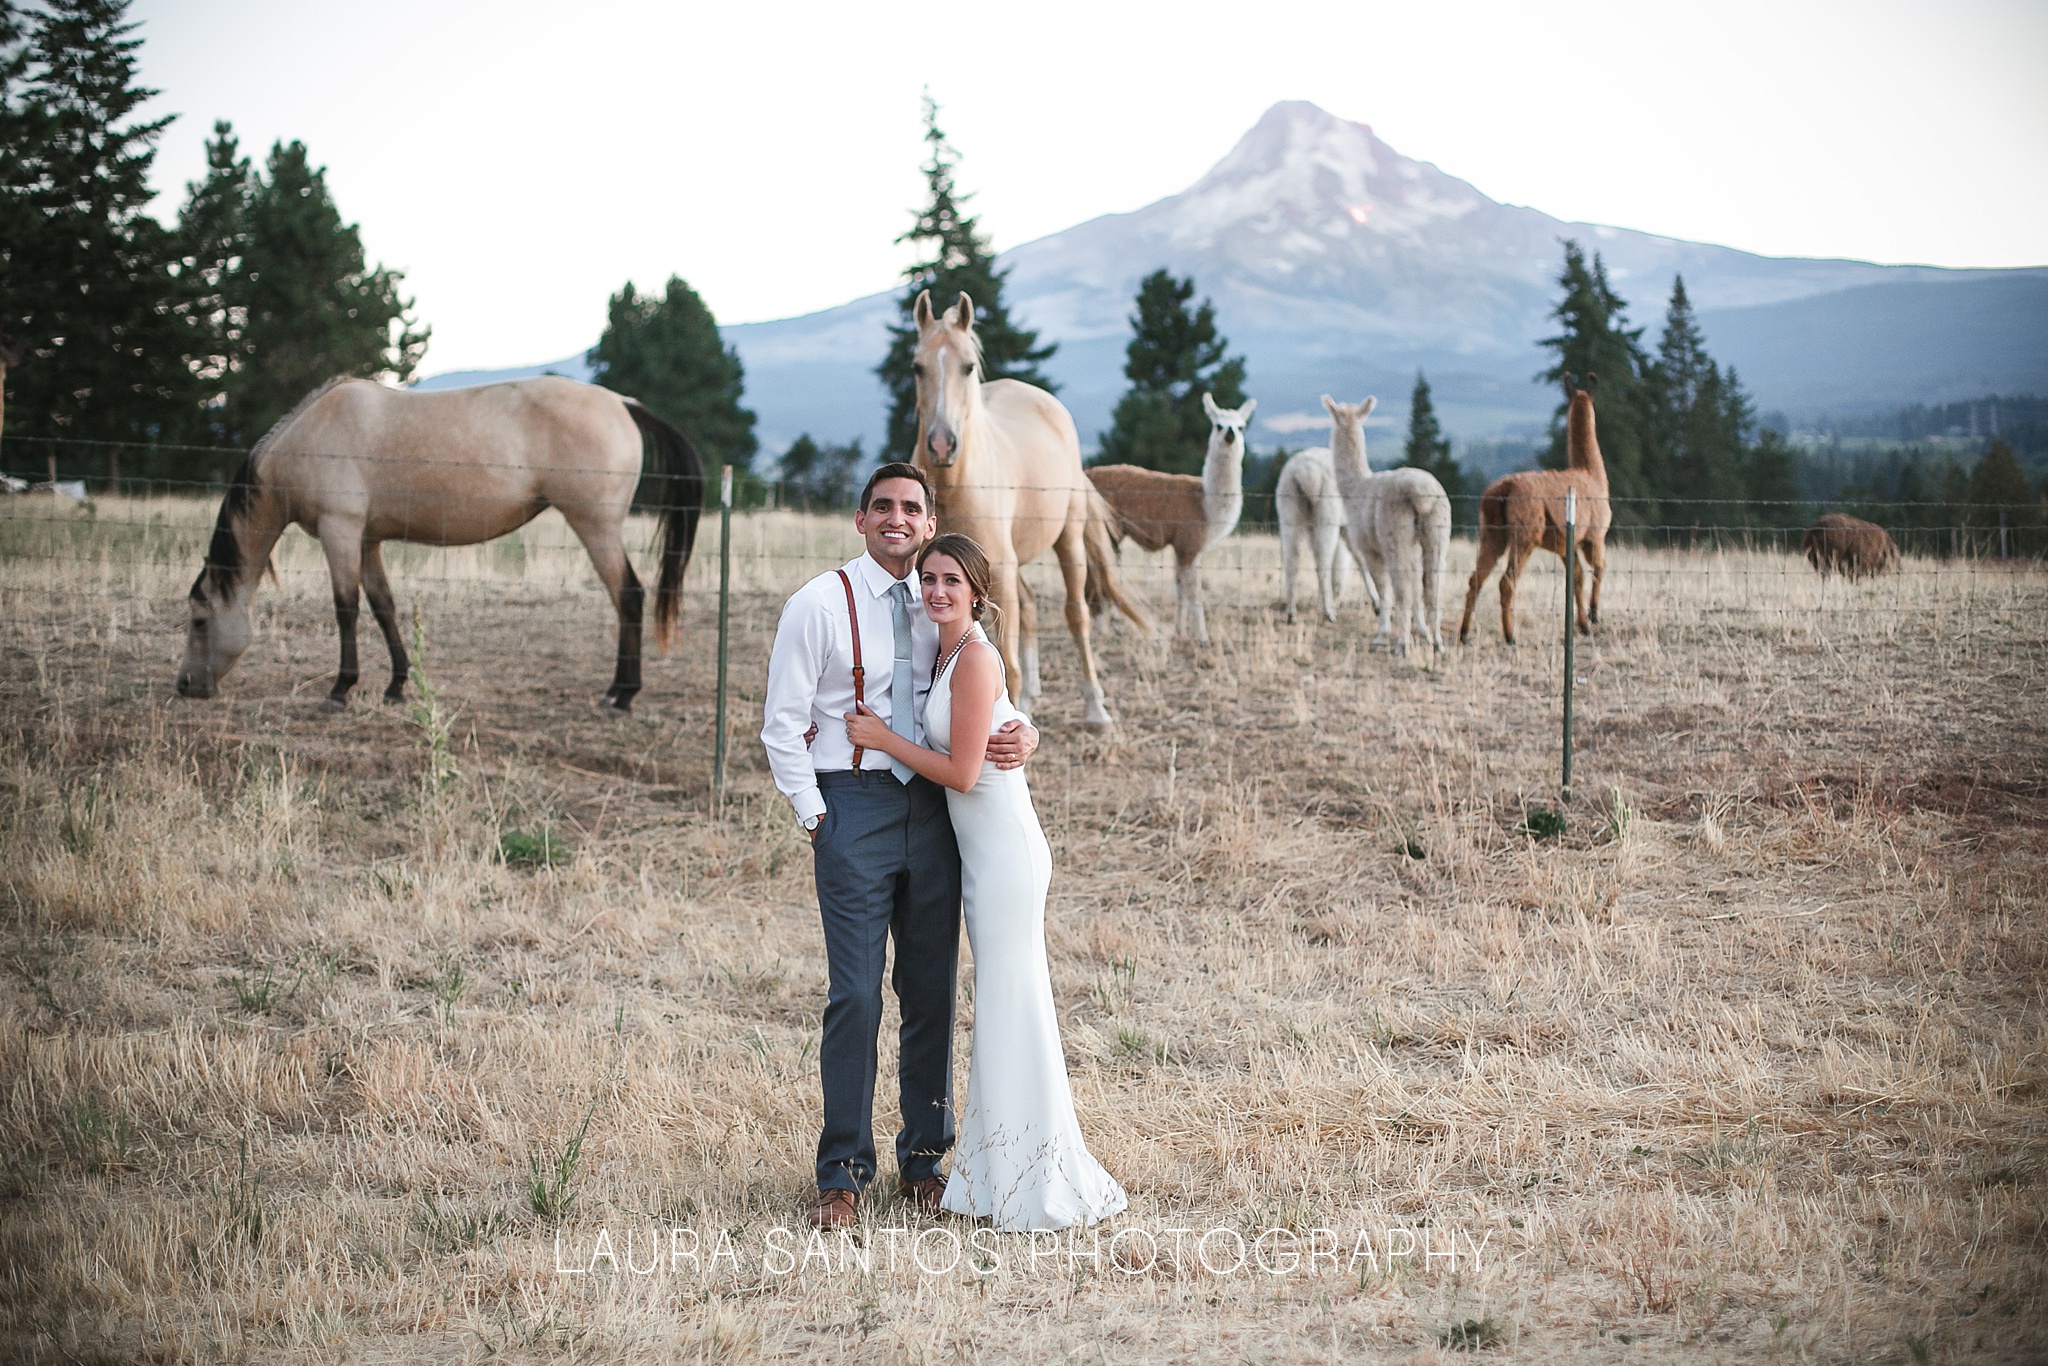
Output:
[{"xmin": 1798, "ymin": 395, "xmax": 2048, "ymax": 456}]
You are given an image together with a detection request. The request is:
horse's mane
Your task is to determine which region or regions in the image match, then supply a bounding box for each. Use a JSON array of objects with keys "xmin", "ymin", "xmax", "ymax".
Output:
[{"xmin": 194, "ymin": 376, "xmax": 353, "ymax": 600}]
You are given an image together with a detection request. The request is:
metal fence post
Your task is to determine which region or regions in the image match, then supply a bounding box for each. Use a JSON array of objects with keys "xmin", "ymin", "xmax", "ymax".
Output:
[
  {"xmin": 1562, "ymin": 488, "xmax": 1575, "ymax": 803},
  {"xmin": 713, "ymin": 465, "xmax": 734, "ymax": 807}
]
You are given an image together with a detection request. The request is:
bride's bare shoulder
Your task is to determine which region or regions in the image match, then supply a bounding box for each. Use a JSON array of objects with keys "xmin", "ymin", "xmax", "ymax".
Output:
[{"xmin": 952, "ymin": 638, "xmax": 1003, "ymax": 691}]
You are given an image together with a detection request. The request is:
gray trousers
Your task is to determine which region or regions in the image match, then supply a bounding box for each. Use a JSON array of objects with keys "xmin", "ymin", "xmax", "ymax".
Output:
[{"xmin": 811, "ymin": 769, "xmax": 961, "ymax": 1192}]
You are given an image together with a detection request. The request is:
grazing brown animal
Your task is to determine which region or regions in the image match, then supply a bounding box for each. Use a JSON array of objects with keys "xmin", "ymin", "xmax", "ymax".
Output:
[
  {"xmin": 1086, "ymin": 393, "xmax": 1254, "ymax": 645},
  {"xmin": 1458, "ymin": 374, "xmax": 1613, "ymax": 644},
  {"xmin": 1803, "ymin": 513, "xmax": 1899, "ymax": 581}
]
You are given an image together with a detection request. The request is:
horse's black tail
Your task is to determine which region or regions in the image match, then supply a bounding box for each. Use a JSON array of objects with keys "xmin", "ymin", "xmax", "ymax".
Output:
[{"xmin": 624, "ymin": 399, "xmax": 704, "ymax": 651}]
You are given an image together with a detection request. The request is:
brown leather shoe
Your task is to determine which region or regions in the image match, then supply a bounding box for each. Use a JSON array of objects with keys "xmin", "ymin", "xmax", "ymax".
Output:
[
  {"xmin": 807, "ymin": 1188, "xmax": 858, "ymax": 1230},
  {"xmin": 897, "ymin": 1175, "xmax": 946, "ymax": 1215}
]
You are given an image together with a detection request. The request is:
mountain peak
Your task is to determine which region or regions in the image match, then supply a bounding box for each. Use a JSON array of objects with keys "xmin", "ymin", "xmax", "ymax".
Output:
[{"xmin": 1156, "ymin": 101, "xmax": 1489, "ymax": 264}]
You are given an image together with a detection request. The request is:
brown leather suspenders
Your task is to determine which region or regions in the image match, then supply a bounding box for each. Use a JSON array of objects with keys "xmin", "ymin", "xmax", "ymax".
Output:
[{"xmin": 836, "ymin": 569, "xmax": 865, "ymax": 770}]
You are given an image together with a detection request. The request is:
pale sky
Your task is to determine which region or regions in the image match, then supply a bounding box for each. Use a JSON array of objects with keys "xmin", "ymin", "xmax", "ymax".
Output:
[{"xmin": 131, "ymin": 0, "xmax": 2048, "ymax": 375}]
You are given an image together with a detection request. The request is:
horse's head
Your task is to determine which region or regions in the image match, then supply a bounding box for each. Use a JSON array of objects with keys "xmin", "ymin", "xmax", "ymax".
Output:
[
  {"xmin": 176, "ymin": 573, "xmax": 252, "ymax": 699},
  {"xmin": 176, "ymin": 485, "xmax": 262, "ymax": 699},
  {"xmin": 1202, "ymin": 393, "xmax": 1256, "ymax": 457},
  {"xmin": 911, "ymin": 290, "xmax": 983, "ymax": 468}
]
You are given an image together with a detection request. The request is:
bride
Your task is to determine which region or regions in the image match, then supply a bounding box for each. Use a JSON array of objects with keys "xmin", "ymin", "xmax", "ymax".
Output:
[{"xmin": 845, "ymin": 533, "xmax": 1127, "ymax": 1232}]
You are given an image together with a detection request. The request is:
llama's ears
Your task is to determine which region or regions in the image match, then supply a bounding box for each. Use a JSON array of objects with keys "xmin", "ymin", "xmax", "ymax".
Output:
[
  {"xmin": 1582, "ymin": 372, "xmax": 1600, "ymax": 395},
  {"xmin": 952, "ymin": 293, "xmax": 975, "ymax": 330},
  {"xmin": 1321, "ymin": 394, "xmax": 1338, "ymax": 417},
  {"xmin": 1203, "ymin": 392, "xmax": 1222, "ymax": 421},
  {"xmin": 914, "ymin": 290, "xmax": 935, "ymax": 327},
  {"xmin": 1240, "ymin": 397, "xmax": 1257, "ymax": 421},
  {"xmin": 1359, "ymin": 396, "xmax": 1377, "ymax": 418}
]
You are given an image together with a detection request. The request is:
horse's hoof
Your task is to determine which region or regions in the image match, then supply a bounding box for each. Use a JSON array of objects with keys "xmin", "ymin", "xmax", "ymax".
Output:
[
  {"xmin": 382, "ymin": 687, "xmax": 406, "ymax": 704},
  {"xmin": 1081, "ymin": 716, "xmax": 1114, "ymax": 734},
  {"xmin": 320, "ymin": 695, "xmax": 348, "ymax": 714},
  {"xmin": 600, "ymin": 697, "xmax": 632, "ymax": 717}
]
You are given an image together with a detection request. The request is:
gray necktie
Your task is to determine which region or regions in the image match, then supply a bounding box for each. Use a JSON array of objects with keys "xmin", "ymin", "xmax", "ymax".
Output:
[{"xmin": 888, "ymin": 580, "xmax": 915, "ymax": 783}]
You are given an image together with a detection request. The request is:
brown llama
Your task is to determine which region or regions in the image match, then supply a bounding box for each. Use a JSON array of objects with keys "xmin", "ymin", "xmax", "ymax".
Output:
[
  {"xmin": 1457, "ymin": 373, "xmax": 1612, "ymax": 644},
  {"xmin": 1803, "ymin": 513, "xmax": 1899, "ymax": 581},
  {"xmin": 1086, "ymin": 393, "xmax": 1254, "ymax": 645}
]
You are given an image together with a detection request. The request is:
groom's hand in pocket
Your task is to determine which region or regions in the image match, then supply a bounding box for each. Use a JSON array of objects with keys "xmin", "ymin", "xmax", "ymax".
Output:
[{"xmin": 986, "ymin": 719, "xmax": 1038, "ymax": 770}]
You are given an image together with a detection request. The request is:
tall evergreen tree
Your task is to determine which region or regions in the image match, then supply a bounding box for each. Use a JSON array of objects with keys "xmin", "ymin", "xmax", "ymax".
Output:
[
  {"xmin": 175, "ymin": 120, "xmax": 256, "ymax": 412},
  {"xmin": 0, "ymin": 0, "xmax": 195, "ymax": 479},
  {"xmin": 877, "ymin": 94, "xmax": 1054, "ymax": 458},
  {"xmin": 218, "ymin": 137, "xmax": 427, "ymax": 444},
  {"xmin": 778, "ymin": 433, "xmax": 865, "ymax": 510},
  {"xmin": 1743, "ymin": 426, "xmax": 1803, "ymax": 530},
  {"xmin": 1399, "ymin": 369, "xmax": 1468, "ymax": 521},
  {"xmin": 1536, "ymin": 240, "xmax": 1650, "ymax": 522},
  {"xmin": 1095, "ymin": 269, "xmax": 1247, "ymax": 474},
  {"xmin": 1640, "ymin": 276, "xmax": 1747, "ymax": 534},
  {"xmin": 588, "ymin": 275, "xmax": 756, "ymax": 489},
  {"xmin": 1966, "ymin": 439, "xmax": 2037, "ymax": 555}
]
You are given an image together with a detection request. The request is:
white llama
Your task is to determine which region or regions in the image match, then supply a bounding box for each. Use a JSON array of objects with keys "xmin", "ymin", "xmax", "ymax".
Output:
[
  {"xmin": 1323, "ymin": 395, "xmax": 1452, "ymax": 653},
  {"xmin": 1087, "ymin": 394, "xmax": 1255, "ymax": 645},
  {"xmin": 1276, "ymin": 447, "xmax": 1369, "ymax": 623}
]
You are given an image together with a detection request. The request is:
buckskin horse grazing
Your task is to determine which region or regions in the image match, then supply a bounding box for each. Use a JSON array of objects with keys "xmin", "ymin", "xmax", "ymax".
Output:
[
  {"xmin": 176, "ymin": 375, "xmax": 702, "ymax": 712},
  {"xmin": 1458, "ymin": 373, "xmax": 1612, "ymax": 644},
  {"xmin": 909, "ymin": 290, "xmax": 1146, "ymax": 729}
]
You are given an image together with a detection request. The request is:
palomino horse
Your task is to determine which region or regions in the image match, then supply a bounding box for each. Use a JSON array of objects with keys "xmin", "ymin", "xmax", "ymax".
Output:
[
  {"xmin": 910, "ymin": 290, "xmax": 1146, "ymax": 729},
  {"xmin": 1458, "ymin": 373, "xmax": 1611, "ymax": 644},
  {"xmin": 176, "ymin": 375, "xmax": 702, "ymax": 712}
]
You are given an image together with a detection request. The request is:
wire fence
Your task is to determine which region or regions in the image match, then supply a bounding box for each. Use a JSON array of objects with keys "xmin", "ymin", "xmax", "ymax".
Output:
[{"xmin": 5, "ymin": 437, "xmax": 2045, "ymax": 817}]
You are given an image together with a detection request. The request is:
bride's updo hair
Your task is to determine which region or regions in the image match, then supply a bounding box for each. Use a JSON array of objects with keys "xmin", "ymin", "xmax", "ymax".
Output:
[{"xmin": 918, "ymin": 532, "xmax": 1001, "ymax": 634}]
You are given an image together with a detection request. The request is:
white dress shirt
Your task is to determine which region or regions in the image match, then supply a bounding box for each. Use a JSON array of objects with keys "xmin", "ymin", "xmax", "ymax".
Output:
[{"xmin": 762, "ymin": 551, "xmax": 938, "ymax": 823}]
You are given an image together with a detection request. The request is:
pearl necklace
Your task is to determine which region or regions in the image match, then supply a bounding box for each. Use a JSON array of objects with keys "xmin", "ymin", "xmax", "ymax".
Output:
[{"xmin": 931, "ymin": 623, "xmax": 982, "ymax": 686}]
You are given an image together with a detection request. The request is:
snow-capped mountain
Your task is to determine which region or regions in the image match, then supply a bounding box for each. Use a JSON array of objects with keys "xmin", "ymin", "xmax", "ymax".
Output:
[{"xmin": 420, "ymin": 101, "xmax": 2048, "ymax": 459}]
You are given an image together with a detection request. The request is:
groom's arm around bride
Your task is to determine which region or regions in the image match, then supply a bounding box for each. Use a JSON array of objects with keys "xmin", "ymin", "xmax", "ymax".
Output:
[{"xmin": 758, "ymin": 463, "xmax": 1036, "ymax": 1230}]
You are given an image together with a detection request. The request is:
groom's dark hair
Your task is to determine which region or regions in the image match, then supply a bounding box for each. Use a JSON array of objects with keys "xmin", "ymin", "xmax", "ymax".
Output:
[{"xmin": 859, "ymin": 462, "xmax": 934, "ymax": 513}]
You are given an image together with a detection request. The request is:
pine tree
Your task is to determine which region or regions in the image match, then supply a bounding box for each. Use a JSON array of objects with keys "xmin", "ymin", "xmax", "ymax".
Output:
[
  {"xmin": 877, "ymin": 94, "xmax": 1054, "ymax": 459},
  {"xmin": 220, "ymin": 138, "xmax": 427, "ymax": 444},
  {"xmin": 1640, "ymin": 276, "xmax": 1750, "ymax": 535},
  {"xmin": 1966, "ymin": 439, "xmax": 2036, "ymax": 556},
  {"xmin": 1892, "ymin": 457, "xmax": 1930, "ymax": 556},
  {"xmin": 1536, "ymin": 241, "xmax": 1650, "ymax": 523},
  {"xmin": 1743, "ymin": 425, "xmax": 1803, "ymax": 531},
  {"xmin": 588, "ymin": 276, "xmax": 757, "ymax": 492},
  {"xmin": 0, "ymin": 0, "xmax": 195, "ymax": 481},
  {"xmin": 1938, "ymin": 457, "xmax": 1971, "ymax": 558},
  {"xmin": 778, "ymin": 433, "xmax": 866, "ymax": 510},
  {"xmin": 1399, "ymin": 369, "xmax": 1468, "ymax": 522},
  {"xmin": 1095, "ymin": 269, "xmax": 1247, "ymax": 474},
  {"xmin": 175, "ymin": 120, "xmax": 256, "ymax": 419}
]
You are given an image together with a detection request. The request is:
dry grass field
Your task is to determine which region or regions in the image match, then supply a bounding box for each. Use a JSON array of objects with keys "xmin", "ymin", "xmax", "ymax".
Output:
[{"xmin": 2, "ymin": 496, "xmax": 2045, "ymax": 1364}]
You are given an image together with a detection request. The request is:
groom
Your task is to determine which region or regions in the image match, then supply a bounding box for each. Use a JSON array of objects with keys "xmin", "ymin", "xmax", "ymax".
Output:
[{"xmin": 761, "ymin": 462, "xmax": 1038, "ymax": 1229}]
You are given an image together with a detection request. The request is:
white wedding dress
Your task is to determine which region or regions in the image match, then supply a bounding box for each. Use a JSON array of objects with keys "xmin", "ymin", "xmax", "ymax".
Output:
[{"xmin": 927, "ymin": 628, "xmax": 1128, "ymax": 1231}]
